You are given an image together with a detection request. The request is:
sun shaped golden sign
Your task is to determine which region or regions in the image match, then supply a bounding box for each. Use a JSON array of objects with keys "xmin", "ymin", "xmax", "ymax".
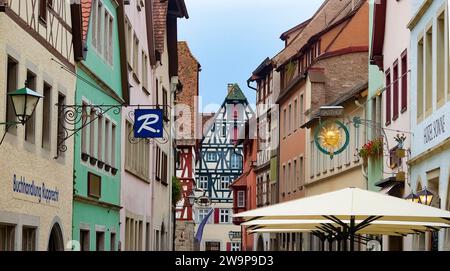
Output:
[{"xmin": 318, "ymin": 124, "xmax": 343, "ymax": 156}]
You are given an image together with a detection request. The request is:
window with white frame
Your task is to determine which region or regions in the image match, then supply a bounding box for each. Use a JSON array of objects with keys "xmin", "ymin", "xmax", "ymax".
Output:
[
  {"xmin": 220, "ymin": 176, "xmax": 230, "ymax": 190},
  {"xmin": 199, "ymin": 176, "xmax": 208, "ymax": 189},
  {"xmin": 125, "ymin": 121, "xmax": 150, "ymax": 180},
  {"xmin": 197, "ymin": 209, "xmax": 211, "ymax": 224},
  {"xmin": 219, "ymin": 209, "xmax": 231, "ymax": 224},
  {"xmin": 92, "ymin": 0, "xmax": 113, "ymax": 64},
  {"xmin": 0, "ymin": 224, "xmax": 15, "ymax": 251},
  {"xmin": 231, "ymin": 154, "xmax": 241, "ymax": 169},
  {"xmin": 231, "ymin": 242, "xmax": 241, "ymax": 251},
  {"xmin": 237, "ymin": 190, "xmax": 245, "ymax": 207},
  {"xmin": 206, "ymin": 152, "xmax": 217, "ymax": 162}
]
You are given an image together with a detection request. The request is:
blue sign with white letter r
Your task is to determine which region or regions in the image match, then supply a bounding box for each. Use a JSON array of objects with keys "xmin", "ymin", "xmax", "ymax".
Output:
[{"xmin": 134, "ymin": 109, "xmax": 164, "ymax": 138}]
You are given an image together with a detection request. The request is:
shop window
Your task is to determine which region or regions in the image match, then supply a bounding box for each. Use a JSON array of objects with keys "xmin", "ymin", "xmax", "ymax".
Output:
[
  {"xmin": 0, "ymin": 224, "xmax": 15, "ymax": 251},
  {"xmin": 80, "ymin": 230, "xmax": 90, "ymax": 251},
  {"xmin": 22, "ymin": 226, "xmax": 36, "ymax": 251},
  {"xmin": 95, "ymin": 231, "xmax": 105, "ymax": 251}
]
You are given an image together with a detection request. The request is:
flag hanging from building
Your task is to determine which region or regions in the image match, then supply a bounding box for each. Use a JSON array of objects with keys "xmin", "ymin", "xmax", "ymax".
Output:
[{"xmin": 194, "ymin": 208, "xmax": 214, "ymax": 243}]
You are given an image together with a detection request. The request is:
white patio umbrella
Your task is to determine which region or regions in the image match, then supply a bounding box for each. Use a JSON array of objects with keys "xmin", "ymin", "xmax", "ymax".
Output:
[{"xmin": 234, "ymin": 187, "xmax": 450, "ymax": 250}]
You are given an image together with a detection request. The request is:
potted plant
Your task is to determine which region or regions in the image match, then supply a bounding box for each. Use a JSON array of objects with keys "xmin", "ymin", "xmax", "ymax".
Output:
[
  {"xmin": 81, "ymin": 152, "xmax": 89, "ymax": 162},
  {"xmin": 89, "ymin": 156, "xmax": 97, "ymax": 166},
  {"xmin": 358, "ymin": 137, "xmax": 384, "ymax": 164},
  {"xmin": 97, "ymin": 160, "xmax": 104, "ymax": 169},
  {"xmin": 105, "ymin": 164, "xmax": 111, "ymax": 172},
  {"xmin": 111, "ymin": 167, "xmax": 118, "ymax": 175}
]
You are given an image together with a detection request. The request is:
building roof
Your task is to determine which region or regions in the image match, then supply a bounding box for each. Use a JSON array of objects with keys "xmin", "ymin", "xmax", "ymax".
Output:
[
  {"xmin": 279, "ymin": 18, "xmax": 312, "ymax": 41},
  {"xmin": 81, "ymin": 0, "xmax": 92, "ymax": 42},
  {"xmin": 226, "ymin": 84, "xmax": 248, "ymax": 102},
  {"xmin": 273, "ymin": 0, "xmax": 363, "ymax": 68},
  {"xmin": 153, "ymin": 0, "xmax": 169, "ymax": 55}
]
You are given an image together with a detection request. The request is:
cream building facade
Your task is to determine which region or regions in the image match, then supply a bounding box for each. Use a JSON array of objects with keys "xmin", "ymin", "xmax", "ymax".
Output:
[{"xmin": 0, "ymin": 1, "xmax": 82, "ymax": 251}]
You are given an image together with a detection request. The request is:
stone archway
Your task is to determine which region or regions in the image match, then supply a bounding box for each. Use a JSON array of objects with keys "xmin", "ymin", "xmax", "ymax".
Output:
[
  {"xmin": 256, "ymin": 235, "xmax": 264, "ymax": 251},
  {"xmin": 48, "ymin": 222, "xmax": 64, "ymax": 251}
]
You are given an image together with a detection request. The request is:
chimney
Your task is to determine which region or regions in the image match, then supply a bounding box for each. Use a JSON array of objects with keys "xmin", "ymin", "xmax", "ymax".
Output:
[{"xmin": 227, "ymin": 83, "xmax": 234, "ymax": 94}]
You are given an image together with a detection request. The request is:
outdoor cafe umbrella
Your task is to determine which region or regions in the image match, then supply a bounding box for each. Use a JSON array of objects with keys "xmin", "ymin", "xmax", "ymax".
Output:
[{"xmin": 233, "ymin": 187, "xmax": 450, "ymax": 250}]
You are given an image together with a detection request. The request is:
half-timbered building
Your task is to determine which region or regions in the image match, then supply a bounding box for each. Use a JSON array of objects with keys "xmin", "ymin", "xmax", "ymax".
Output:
[
  {"xmin": 0, "ymin": 0, "xmax": 83, "ymax": 250},
  {"xmin": 194, "ymin": 83, "xmax": 253, "ymax": 251}
]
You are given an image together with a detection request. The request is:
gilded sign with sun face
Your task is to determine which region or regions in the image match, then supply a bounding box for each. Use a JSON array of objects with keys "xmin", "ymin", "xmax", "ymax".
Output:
[{"xmin": 314, "ymin": 120, "xmax": 350, "ymax": 159}]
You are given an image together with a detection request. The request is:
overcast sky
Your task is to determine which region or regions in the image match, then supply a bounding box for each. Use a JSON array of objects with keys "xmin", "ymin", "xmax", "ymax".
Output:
[{"xmin": 178, "ymin": 0, "xmax": 324, "ymax": 112}]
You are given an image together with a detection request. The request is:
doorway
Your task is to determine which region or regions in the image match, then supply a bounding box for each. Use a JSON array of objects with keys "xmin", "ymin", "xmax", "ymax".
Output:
[{"xmin": 48, "ymin": 223, "xmax": 64, "ymax": 251}]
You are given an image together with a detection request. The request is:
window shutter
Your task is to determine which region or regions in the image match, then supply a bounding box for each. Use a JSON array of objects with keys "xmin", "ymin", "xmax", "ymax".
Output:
[
  {"xmin": 226, "ymin": 242, "xmax": 231, "ymax": 251},
  {"xmin": 214, "ymin": 208, "xmax": 220, "ymax": 224},
  {"xmin": 401, "ymin": 51, "xmax": 408, "ymax": 112},
  {"xmin": 393, "ymin": 61, "xmax": 399, "ymax": 120},
  {"xmin": 385, "ymin": 69, "xmax": 391, "ymax": 125}
]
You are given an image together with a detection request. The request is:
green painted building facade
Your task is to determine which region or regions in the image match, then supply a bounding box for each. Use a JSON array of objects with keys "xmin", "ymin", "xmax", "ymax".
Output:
[
  {"xmin": 72, "ymin": 0, "xmax": 128, "ymax": 251},
  {"xmin": 367, "ymin": 0, "xmax": 384, "ymax": 191}
]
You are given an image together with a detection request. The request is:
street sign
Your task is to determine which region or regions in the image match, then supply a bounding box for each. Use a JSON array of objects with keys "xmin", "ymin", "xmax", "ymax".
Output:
[
  {"xmin": 319, "ymin": 106, "xmax": 344, "ymax": 117},
  {"xmin": 134, "ymin": 109, "xmax": 164, "ymax": 138}
]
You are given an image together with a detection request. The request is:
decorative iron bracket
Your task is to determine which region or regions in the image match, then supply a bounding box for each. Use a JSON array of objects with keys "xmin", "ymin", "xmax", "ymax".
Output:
[{"xmin": 56, "ymin": 104, "xmax": 171, "ymax": 156}]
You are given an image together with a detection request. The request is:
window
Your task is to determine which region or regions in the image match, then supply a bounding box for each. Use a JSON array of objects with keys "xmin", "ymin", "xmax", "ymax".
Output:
[
  {"xmin": 133, "ymin": 33, "xmax": 139, "ymax": 76},
  {"xmin": 393, "ymin": 61, "xmax": 399, "ymax": 120},
  {"xmin": 354, "ymin": 125, "xmax": 360, "ymax": 162},
  {"xmin": 198, "ymin": 209, "xmax": 211, "ymax": 223},
  {"xmin": 237, "ymin": 190, "xmax": 245, "ymax": 208},
  {"xmin": 154, "ymin": 230, "xmax": 160, "ymax": 251},
  {"xmin": 22, "ymin": 227, "xmax": 36, "ymax": 251},
  {"xmin": 125, "ymin": 121, "xmax": 150, "ymax": 180},
  {"xmin": 104, "ymin": 118, "xmax": 110, "ymax": 165},
  {"xmin": 401, "ymin": 50, "xmax": 408, "ymax": 112},
  {"xmin": 437, "ymin": 12, "xmax": 445, "ymax": 106},
  {"xmin": 145, "ymin": 223, "xmax": 150, "ymax": 251},
  {"xmin": 199, "ymin": 176, "xmax": 208, "ymax": 189},
  {"xmin": 110, "ymin": 232, "xmax": 116, "ymax": 251},
  {"xmin": 97, "ymin": 115, "xmax": 103, "ymax": 162},
  {"xmin": 88, "ymin": 172, "xmax": 101, "ymax": 198},
  {"xmin": 42, "ymin": 83, "xmax": 52, "ymax": 150},
  {"xmin": 299, "ymin": 94, "xmax": 303, "ymax": 127},
  {"xmin": 310, "ymin": 141, "xmax": 314, "ymax": 178},
  {"xmin": 80, "ymin": 230, "xmax": 90, "ymax": 251},
  {"xmin": 39, "ymin": 0, "xmax": 48, "ymax": 23},
  {"xmin": 25, "ymin": 71, "xmax": 37, "ymax": 144},
  {"xmin": 205, "ymin": 241, "xmax": 220, "ymax": 251},
  {"xmin": 95, "ymin": 0, "xmax": 103, "ymax": 53},
  {"xmin": 220, "ymin": 176, "xmax": 230, "ymax": 190},
  {"xmin": 206, "ymin": 152, "xmax": 217, "ymax": 162},
  {"xmin": 219, "ymin": 209, "xmax": 231, "ymax": 224},
  {"xmin": 142, "ymin": 51, "xmax": 149, "ymax": 91},
  {"xmin": 293, "ymin": 159, "xmax": 297, "ymax": 191},
  {"xmin": 417, "ymin": 38, "xmax": 424, "ymax": 120},
  {"xmin": 288, "ymin": 104, "xmax": 292, "ymax": 134},
  {"xmin": 294, "ymin": 99, "xmax": 298, "ymax": 131},
  {"xmin": 163, "ymin": 88, "xmax": 168, "ymax": 120},
  {"xmin": 160, "ymin": 151, "xmax": 168, "ymax": 184},
  {"xmin": 283, "ymin": 108, "xmax": 287, "ymax": 138},
  {"xmin": 111, "ymin": 123, "xmax": 116, "ymax": 167},
  {"xmin": 6, "ymin": 57, "xmax": 18, "ymax": 135},
  {"xmin": 231, "ymin": 242, "xmax": 240, "ymax": 251},
  {"xmin": 222, "ymin": 124, "xmax": 227, "ymax": 138},
  {"xmin": 57, "ymin": 93, "xmax": 66, "ymax": 158},
  {"xmin": 385, "ymin": 69, "xmax": 391, "ymax": 125},
  {"xmin": 231, "ymin": 154, "xmax": 241, "ymax": 169},
  {"xmin": 96, "ymin": 231, "xmax": 105, "ymax": 251},
  {"xmin": 299, "ymin": 157, "xmax": 304, "ymax": 186},
  {"xmin": 425, "ymin": 27, "xmax": 433, "ymax": 116},
  {"xmin": 0, "ymin": 224, "xmax": 15, "ymax": 251}
]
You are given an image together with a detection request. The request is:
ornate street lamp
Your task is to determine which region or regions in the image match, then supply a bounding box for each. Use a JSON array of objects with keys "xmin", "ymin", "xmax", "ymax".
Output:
[
  {"xmin": 404, "ymin": 192, "xmax": 420, "ymax": 204},
  {"xmin": 417, "ymin": 188, "xmax": 434, "ymax": 206},
  {"xmin": 8, "ymin": 84, "xmax": 43, "ymax": 125},
  {"xmin": 1, "ymin": 83, "xmax": 43, "ymax": 146},
  {"xmin": 187, "ymin": 190, "xmax": 196, "ymax": 206}
]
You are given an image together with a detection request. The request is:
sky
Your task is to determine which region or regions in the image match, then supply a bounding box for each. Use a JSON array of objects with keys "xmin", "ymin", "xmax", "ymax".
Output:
[{"xmin": 178, "ymin": 0, "xmax": 324, "ymax": 113}]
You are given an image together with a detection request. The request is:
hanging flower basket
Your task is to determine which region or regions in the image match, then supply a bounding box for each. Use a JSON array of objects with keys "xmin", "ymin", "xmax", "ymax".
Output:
[{"xmin": 358, "ymin": 137, "xmax": 383, "ymax": 163}]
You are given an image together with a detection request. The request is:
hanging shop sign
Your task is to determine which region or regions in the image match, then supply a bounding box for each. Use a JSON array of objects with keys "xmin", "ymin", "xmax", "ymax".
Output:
[
  {"xmin": 134, "ymin": 109, "xmax": 164, "ymax": 138},
  {"xmin": 314, "ymin": 119, "xmax": 350, "ymax": 159}
]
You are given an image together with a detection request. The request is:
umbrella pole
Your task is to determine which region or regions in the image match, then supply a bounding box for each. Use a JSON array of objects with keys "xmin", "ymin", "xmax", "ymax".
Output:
[{"xmin": 350, "ymin": 216, "xmax": 355, "ymax": 252}]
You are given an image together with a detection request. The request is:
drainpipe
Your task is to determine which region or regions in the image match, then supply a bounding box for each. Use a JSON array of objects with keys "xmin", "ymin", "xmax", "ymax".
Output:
[{"xmin": 247, "ymin": 79, "xmax": 257, "ymax": 91}]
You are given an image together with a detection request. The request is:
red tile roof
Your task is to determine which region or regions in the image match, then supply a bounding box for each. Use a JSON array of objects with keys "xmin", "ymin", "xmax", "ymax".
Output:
[
  {"xmin": 81, "ymin": 0, "xmax": 92, "ymax": 42},
  {"xmin": 153, "ymin": 0, "xmax": 169, "ymax": 55}
]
